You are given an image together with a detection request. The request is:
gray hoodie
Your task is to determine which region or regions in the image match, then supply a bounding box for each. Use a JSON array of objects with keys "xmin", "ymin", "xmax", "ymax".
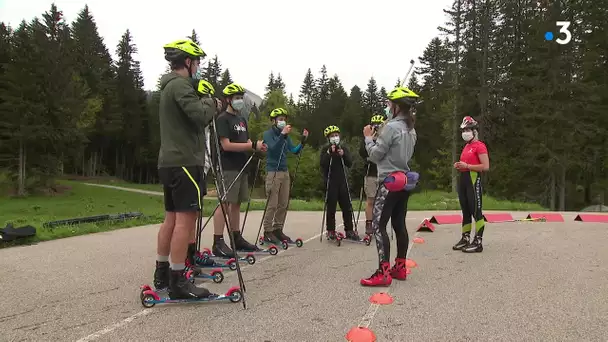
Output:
[{"xmin": 364, "ymin": 117, "xmax": 416, "ymax": 180}]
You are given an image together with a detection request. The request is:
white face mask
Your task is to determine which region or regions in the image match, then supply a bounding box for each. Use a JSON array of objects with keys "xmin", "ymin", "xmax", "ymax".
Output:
[
  {"xmin": 231, "ymin": 99, "xmax": 245, "ymax": 111},
  {"xmin": 384, "ymin": 106, "xmax": 393, "ymax": 120},
  {"xmin": 329, "ymin": 136, "xmax": 340, "ymax": 145},
  {"xmin": 462, "ymin": 131, "xmax": 474, "ymax": 141},
  {"xmin": 276, "ymin": 120, "xmax": 286, "ymax": 129}
]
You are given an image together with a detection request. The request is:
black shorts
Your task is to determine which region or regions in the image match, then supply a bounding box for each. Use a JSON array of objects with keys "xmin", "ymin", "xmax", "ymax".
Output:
[{"xmin": 158, "ymin": 166, "xmax": 207, "ymax": 212}]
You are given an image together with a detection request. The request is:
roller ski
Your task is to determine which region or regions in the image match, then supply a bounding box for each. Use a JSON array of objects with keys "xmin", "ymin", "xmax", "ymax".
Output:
[
  {"xmin": 259, "ymin": 230, "xmax": 303, "ymax": 249},
  {"xmin": 325, "ymin": 230, "xmax": 343, "ymax": 246},
  {"xmin": 140, "ymin": 284, "xmax": 243, "ymax": 308},
  {"xmin": 233, "ymin": 231, "xmax": 283, "ymax": 254},
  {"xmin": 337, "ymin": 230, "xmax": 372, "ymax": 246},
  {"xmin": 199, "ymin": 249, "xmax": 256, "ymax": 270},
  {"xmin": 142, "ymin": 268, "xmax": 222, "ymax": 302},
  {"xmin": 185, "ymin": 267, "xmax": 224, "ymax": 284}
]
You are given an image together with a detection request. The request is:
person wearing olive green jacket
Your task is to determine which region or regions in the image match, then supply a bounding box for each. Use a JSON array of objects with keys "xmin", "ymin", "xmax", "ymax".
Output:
[{"xmin": 153, "ymin": 39, "xmax": 222, "ymax": 300}]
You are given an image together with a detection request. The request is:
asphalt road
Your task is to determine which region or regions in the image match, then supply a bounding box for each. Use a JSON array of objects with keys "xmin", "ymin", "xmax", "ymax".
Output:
[{"xmin": 1, "ymin": 210, "xmax": 607, "ymax": 342}]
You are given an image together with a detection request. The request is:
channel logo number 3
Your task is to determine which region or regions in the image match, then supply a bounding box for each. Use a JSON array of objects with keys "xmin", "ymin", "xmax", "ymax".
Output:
[{"xmin": 555, "ymin": 21, "xmax": 572, "ymax": 45}]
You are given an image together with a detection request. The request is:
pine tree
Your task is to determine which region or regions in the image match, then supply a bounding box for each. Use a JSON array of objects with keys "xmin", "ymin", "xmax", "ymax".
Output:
[
  {"xmin": 275, "ymin": 73, "xmax": 286, "ymax": 94},
  {"xmin": 363, "ymin": 77, "xmax": 382, "ymax": 115},
  {"xmin": 188, "ymin": 29, "xmax": 200, "ymax": 45},
  {"xmin": 266, "ymin": 71, "xmax": 276, "ymax": 94},
  {"xmin": 298, "ymin": 68, "xmax": 316, "ymax": 110},
  {"xmin": 114, "ymin": 29, "xmax": 147, "ymax": 180},
  {"xmin": 71, "ymin": 5, "xmax": 117, "ymax": 176},
  {"xmin": 204, "ymin": 55, "xmax": 222, "ymax": 91},
  {"xmin": 315, "ymin": 65, "xmax": 329, "ymax": 102},
  {"xmin": 219, "ymin": 69, "xmax": 233, "ymax": 90}
]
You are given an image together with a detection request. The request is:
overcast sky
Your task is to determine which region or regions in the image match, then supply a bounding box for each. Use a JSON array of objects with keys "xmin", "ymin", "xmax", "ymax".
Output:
[{"xmin": 0, "ymin": 0, "xmax": 453, "ymax": 97}]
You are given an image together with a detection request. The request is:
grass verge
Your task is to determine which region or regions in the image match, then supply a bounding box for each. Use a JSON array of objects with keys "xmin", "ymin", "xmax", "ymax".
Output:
[{"xmin": 1, "ymin": 180, "xmax": 544, "ymax": 247}]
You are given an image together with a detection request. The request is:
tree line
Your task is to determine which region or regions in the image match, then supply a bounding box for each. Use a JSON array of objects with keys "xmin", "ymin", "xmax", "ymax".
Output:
[{"xmin": 1, "ymin": 1, "xmax": 606, "ymax": 211}]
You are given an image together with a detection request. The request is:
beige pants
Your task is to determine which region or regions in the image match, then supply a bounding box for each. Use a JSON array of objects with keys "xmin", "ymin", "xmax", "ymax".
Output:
[{"xmin": 263, "ymin": 171, "xmax": 290, "ymax": 232}]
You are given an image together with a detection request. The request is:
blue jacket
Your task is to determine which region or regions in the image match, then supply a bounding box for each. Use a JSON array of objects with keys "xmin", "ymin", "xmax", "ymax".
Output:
[{"xmin": 263, "ymin": 126, "xmax": 302, "ymax": 172}]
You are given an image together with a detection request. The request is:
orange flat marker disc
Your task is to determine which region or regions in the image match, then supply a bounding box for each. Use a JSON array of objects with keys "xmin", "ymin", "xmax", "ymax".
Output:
[
  {"xmin": 413, "ymin": 237, "xmax": 425, "ymax": 244},
  {"xmin": 345, "ymin": 327, "xmax": 377, "ymax": 342},
  {"xmin": 369, "ymin": 292, "xmax": 394, "ymax": 305},
  {"xmin": 405, "ymin": 259, "xmax": 417, "ymax": 268},
  {"xmin": 406, "ymin": 267, "xmax": 412, "ymax": 275}
]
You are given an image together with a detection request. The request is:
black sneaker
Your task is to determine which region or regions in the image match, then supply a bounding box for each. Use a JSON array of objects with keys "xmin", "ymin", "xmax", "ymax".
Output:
[
  {"xmin": 264, "ymin": 230, "xmax": 283, "ymax": 245},
  {"xmin": 153, "ymin": 261, "xmax": 170, "ymax": 290},
  {"xmin": 462, "ymin": 236, "xmax": 483, "ymax": 253},
  {"xmin": 234, "ymin": 232, "xmax": 261, "ymax": 252},
  {"xmin": 452, "ymin": 233, "xmax": 470, "ymax": 250},
  {"xmin": 212, "ymin": 238, "xmax": 235, "ymax": 258},
  {"xmin": 168, "ymin": 269, "xmax": 213, "ymax": 299},
  {"xmin": 194, "ymin": 253, "xmax": 216, "ymax": 266},
  {"xmin": 344, "ymin": 230, "xmax": 361, "ymax": 241},
  {"xmin": 274, "ymin": 229, "xmax": 293, "ymax": 243}
]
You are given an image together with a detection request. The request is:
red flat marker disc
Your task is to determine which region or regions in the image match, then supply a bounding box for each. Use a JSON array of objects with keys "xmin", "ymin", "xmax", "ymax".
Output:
[
  {"xmin": 413, "ymin": 237, "xmax": 425, "ymax": 244},
  {"xmin": 405, "ymin": 259, "xmax": 417, "ymax": 268},
  {"xmin": 346, "ymin": 327, "xmax": 376, "ymax": 342},
  {"xmin": 369, "ymin": 292, "xmax": 394, "ymax": 305}
]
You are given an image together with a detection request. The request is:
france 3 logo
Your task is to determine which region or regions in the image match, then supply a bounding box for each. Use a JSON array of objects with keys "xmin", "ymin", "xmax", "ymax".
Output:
[{"xmin": 544, "ymin": 21, "xmax": 572, "ymax": 45}]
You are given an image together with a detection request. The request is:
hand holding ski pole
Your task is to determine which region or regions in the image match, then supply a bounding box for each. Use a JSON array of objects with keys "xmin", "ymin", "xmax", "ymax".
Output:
[
  {"xmin": 281, "ymin": 125, "xmax": 292, "ymax": 135},
  {"xmin": 254, "ymin": 140, "xmax": 268, "ymax": 152},
  {"xmin": 363, "ymin": 125, "xmax": 374, "ymax": 138},
  {"xmin": 301, "ymin": 129, "xmax": 309, "ymax": 141}
]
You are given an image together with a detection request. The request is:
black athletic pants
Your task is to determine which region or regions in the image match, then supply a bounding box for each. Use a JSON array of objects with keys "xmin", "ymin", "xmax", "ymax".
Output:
[
  {"xmin": 457, "ymin": 170, "xmax": 485, "ymax": 236},
  {"xmin": 372, "ymin": 184, "xmax": 410, "ymax": 267},
  {"xmin": 326, "ymin": 182, "xmax": 354, "ymax": 231}
]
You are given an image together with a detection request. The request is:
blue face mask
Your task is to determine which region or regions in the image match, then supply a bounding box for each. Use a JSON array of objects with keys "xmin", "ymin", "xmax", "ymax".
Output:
[
  {"xmin": 384, "ymin": 106, "xmax": 393, "ymax": 120},
  {"xmin": 192, "ymin": 67, "xmax": 202, "ymax": 80}
]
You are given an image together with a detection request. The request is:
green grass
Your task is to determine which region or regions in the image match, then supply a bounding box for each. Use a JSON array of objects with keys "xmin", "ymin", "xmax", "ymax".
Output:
[{"xmin": 0, "ymin": 180, "xmax": 544, "ymax": 247}]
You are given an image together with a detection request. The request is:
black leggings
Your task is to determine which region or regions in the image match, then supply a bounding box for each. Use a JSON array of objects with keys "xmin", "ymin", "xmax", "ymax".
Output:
[
  {"xmin": 457, "ymin": 171, "xmax": 485, "ymax": 236},
  {"xmin": 372, "ymin": 185, "xmax": 410, "ymax": 267},
  {"xmin": 326, "ymin": 183, "xmax": 354, "ymax": 231}
]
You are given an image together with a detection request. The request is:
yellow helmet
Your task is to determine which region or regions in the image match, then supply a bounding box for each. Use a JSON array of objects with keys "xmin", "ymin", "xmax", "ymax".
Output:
[
  {"xmin": 163, "ymin": 39, "xmax": 205, "ymax": 61},
  {"xmin": 195, "ymin": 80, "xmax": 215, "ymax": 96},
  {"xmin": 223, "ymin": 83, "xmax": 246, "ymax": 96},
  {"xmin": 371, "ymin": 115, "xmax": 385, "ymax": 124},
  {"xmin": 386, "ymin": 86, "xmax": 420, "ymax": 104},
  {"xmin": 324, "ymin": 125, "xmax": 340, "ymax": 137},
  {"xmin": 270, "ymin": 108, "xmax": 288, "ymax": 118}
]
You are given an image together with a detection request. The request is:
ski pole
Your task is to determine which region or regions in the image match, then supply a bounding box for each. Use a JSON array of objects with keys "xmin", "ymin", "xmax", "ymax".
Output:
[
  {"xmin": 283, "ymin": 145, "xmax": 305, "ymax": 212},
  {"xmin": 240, "ymin": 157, "xmax": 261, "ymax": 234},
  {"xmin": 400, "ymin": 59, "xmax": 415, "ymax": 87},
  {"xmin": 319, "ymin": 157, "xmax": 333, "ymax": 242},
  {"xmin": 340, "ymin": 156, "xmax": 360, "ymax": 236},
  {"xmin": 354, "ymin": 163, "xmax": 371, "ymax": 231},
  {"xmin": 209, "ymin": 117, "xmax": 248, "ymax": 303},
  {"xmin": 254, "ymin": 138, "xmax": 288, "ymax": 247},
  {"xmin": 197, "ymin": 155, "xmax": 254, "ymax": 236}
]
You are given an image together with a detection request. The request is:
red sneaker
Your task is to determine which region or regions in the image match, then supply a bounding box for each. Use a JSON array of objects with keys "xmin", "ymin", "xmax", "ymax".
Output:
[
  {"xmin": 360, "ymin": 262, "xmax": 392, "ymax": 287},
  {"xmin": 389, "ymin": 258, "xmax": 407, "ymax": 280}
]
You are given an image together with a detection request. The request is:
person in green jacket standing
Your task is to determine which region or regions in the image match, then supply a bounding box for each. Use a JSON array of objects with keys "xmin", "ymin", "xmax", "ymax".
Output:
[
  {"xmin": 261, "ymin": 108, "xmax": 308, "ymax": 244},
  {"xmin": 153, "ymin": 39, "xmax": 222, "ymax": 299}
]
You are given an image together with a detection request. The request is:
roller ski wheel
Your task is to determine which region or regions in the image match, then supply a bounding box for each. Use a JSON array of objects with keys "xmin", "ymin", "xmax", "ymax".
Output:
[
  {"xmin": 338, "ymin": 232, "xmax": 371, "ymax": 246},
  {"xmin": 258, "ymin": 236, "xmax": 289, "ymax": 250},
  {"xmin": 201, "ymin": 248, "xmax": 257, "ymax": 267},
  {"xmin": 281, "ymin": 238, "xmax": 303, "ymax": 248},
  {"xmin": 185, "ymin": 269, "xmax": 224, "ymax": 284},
  {"xmin": 140, "ymin": 286, "xmax": 243, "ymax": 308},
  {"xmin": 325, "ymin": 231, "xmax": 342, "ymax": 246}
]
